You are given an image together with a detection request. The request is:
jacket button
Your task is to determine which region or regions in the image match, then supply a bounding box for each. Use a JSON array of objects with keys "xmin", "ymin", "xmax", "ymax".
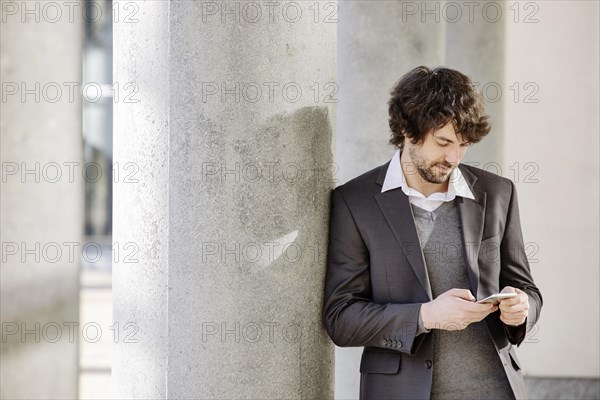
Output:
[
  {"xmin": 425, "ymin": 360, "xmax": 432, "ymax": 369},
  {"xmin": 382, "ymin": 339, "xmax": 388, "ymax": 346},
  {"xmin": 398, "ymin": 340, "xmax": 403, "ymax": 348}
]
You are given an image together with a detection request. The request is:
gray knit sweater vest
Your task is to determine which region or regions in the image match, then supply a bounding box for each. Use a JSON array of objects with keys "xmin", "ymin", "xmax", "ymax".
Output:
[{"xmin": 410, "ymin": 199, "xmax": 515, "ymax": 400}]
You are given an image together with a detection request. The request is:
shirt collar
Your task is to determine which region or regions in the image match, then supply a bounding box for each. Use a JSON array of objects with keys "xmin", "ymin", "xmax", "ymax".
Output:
[{"xmin": 381, "ymin": 148, "xmax": 475, "ymax": 201}]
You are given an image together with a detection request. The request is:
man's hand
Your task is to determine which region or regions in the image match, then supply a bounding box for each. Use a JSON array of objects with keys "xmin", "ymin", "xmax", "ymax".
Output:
[
  {"xmin": 499, "ymin": 286, "xmax": 529, "ymax": 326},
  {"xmin": 420, "ymin": 288, "xmax": 498, "ymax": 331}
]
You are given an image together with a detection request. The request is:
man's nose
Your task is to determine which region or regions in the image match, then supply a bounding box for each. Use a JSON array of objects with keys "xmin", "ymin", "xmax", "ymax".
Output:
[{"xmin": 445, "ymin": 148, "xmax": 460, "ymax": 165}]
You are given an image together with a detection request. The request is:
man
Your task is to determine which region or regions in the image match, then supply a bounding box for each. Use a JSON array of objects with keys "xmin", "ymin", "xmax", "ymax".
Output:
[{"xmin": 322, "ymin": 66, "xmax": 542, "ymax": 400}]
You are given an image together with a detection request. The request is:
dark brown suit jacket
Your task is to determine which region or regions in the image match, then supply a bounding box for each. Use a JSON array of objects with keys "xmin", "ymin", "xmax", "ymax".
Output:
[{"xmin": 322, "ymin": 157, "xmax": 542, "ymax": 400}]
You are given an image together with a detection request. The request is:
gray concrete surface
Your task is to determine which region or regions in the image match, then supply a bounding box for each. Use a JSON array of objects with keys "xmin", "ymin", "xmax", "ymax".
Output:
[{"xmin": 112, "ymin": 1, "xmax": 336, "ymax": 398}]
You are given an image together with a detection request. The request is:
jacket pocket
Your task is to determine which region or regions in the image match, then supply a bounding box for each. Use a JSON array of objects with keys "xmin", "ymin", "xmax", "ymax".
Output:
[{"xmin": 359, "ymin": 348, "xmax": 401, "ymax": 374}]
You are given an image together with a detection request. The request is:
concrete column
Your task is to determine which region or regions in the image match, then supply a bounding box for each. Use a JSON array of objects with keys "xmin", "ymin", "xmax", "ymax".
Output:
[
  {"xmin": 0, "ymin": 1, "xmax": 84, "ymax": 398},
  {"xmin": 113, "ymin": 1, "xmax": 336, "ymax": 398}
]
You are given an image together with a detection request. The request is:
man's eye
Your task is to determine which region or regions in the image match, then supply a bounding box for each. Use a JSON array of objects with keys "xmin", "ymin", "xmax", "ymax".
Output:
[{"xmin": 437, "ymin": 142, "xmax": 448, "ymax": 147}]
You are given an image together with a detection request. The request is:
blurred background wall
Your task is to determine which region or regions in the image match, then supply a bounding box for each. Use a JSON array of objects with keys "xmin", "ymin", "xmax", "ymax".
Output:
[
  {"xmin": 1, "ymin": 0, "xmax": 113, "ymax": 398},
  {"xmin": 1, "ymin": 0, "xmax": 84, "ymax": 398}
]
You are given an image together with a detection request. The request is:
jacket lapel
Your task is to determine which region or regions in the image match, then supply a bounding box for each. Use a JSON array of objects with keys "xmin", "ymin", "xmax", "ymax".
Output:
[
  {"xmin": 374, "ymin": 158, "xmax": 486, "ymax": 300},
  {"xmin": 455, "ymin": 165, "xmax": 486, "ymax": 299}
]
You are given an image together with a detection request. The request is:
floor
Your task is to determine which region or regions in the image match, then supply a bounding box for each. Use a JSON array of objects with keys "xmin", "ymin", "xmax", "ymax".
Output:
[{"xmin": 79, "ymin": 237, "xmax": 112, "ymax": 399}]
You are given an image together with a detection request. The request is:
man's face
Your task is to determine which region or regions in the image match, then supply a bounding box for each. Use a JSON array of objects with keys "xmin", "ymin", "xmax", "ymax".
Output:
[{"xmin": 406, "ymin": 122, "xmax": 470, "ymax": 184}]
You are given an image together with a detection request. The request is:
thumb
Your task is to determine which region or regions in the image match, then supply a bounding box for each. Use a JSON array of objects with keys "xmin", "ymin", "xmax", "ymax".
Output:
[
  {"xmin": 452, "ymin": 288, "xmax": 475, "ymax": 301},
  {"xmin": 501, "ymin": 286, "xmax": 516, "ymax": 294}
]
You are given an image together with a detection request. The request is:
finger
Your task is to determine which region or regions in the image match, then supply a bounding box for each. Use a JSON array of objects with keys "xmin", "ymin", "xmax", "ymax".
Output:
[
  {"xmin": 500, "ymin": 296, "xmax": 521, "ymax": 306},
  {"xmin": 500, "ymin": 286, "xmax": 516, "ymax": 294},
  {"xmin": 500, "ymin": 299, "xmax": 522, "ymax": 310},
  {"xmin": 452, "ymin": 288, "xmax": 475, "ymax": 301},
  {"xmin": 498, "ymin": 301, "xmax": 515, "ymax": 311},
  {"xmin": 462, "ymin": 289, "xmax": 476, "ymax": 301},
  {"xmin": 500, "ymin": 308, "xmax": 528, "ymax": 322},
  {"xmin": 501, "ymin": 312, "xmax": 522, "ymax": 322},
  {"xmin": 510, "ymin": 289, "xmax": 529, "ymax": 306},
  {"xmin": 499, "ymin": 298, "xmax": 514, "ymax": 306},
  {"xmin": 465, "ymin": 302, "xmax": 496, "ymax": 312},
  {"xmin": 468, "ymin": 308, "xmax": 498, "ymax": 319},
  {"xmin": 504, "ymin": 302, "xmax": 529, "ymax": 313},
  {"xmin": 519, "ymin": 291, "xmax": 529, "ymax": 303}
]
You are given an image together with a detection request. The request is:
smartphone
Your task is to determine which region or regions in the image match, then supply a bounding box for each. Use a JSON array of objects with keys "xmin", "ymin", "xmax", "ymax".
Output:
[{"xmin": 477, "ymin": 292, "xmax": 517, "ymax": 304}]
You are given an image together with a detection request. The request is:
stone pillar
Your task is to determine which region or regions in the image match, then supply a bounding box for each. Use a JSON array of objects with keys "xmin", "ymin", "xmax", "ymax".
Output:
[
  {"xmin": 0, "ymin": 1, "xmax": 84, "ymax": 398},
  {"xmin": 113, "ymin": 1, "xmax": 336, "ymax": 398}
]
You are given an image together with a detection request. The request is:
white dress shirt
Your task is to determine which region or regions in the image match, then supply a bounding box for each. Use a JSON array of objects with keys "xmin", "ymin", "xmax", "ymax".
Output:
[{"xmin": 381, "ymin": 149, "xmax": 475, "ymax": 212}]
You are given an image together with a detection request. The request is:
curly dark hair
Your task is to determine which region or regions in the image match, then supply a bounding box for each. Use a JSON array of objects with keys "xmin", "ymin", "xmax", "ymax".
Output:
[{"xmin": 388, "ymin": 66, "xmax": 491, "ymax": 150}]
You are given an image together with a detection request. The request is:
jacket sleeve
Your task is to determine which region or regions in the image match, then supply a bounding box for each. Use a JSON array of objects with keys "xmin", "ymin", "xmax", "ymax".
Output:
[
  {"xmin": 499, "ymin": 180, "xmax": 543, "ymax": 347},
  {"xmin": 322, "ymin": 187, "xmax": 427, "ymax": 355}
]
